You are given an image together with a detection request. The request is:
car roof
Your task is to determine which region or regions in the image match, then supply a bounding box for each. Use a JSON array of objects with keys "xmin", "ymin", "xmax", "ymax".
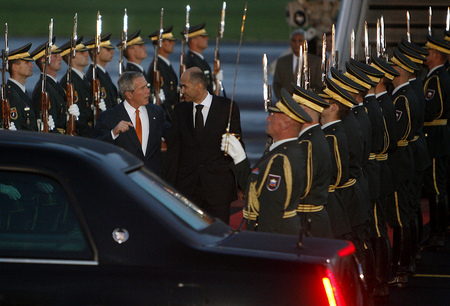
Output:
[{"xmin": 0, "ymin": 130, "xmax": 143, "ymax": 172}]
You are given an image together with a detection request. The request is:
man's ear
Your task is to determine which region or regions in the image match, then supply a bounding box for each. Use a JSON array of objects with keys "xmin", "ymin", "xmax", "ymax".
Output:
[{"xmin": 125, "ymin": 91, "xmax": 133, "ymax": 100}]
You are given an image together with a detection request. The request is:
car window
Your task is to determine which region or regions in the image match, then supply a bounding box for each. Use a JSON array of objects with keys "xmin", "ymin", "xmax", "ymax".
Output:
[
  {"xmin": 0, "ymin": 171, "xmax": 92, "ymax": 261},
  {"xmin": 128, "ymin": 170, "xmax": 214, "ymax": 231}
]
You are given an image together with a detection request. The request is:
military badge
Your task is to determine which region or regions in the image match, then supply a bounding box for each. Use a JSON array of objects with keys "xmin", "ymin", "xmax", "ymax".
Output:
[
  {"xmin": 396, "ymin": 110, "xmax": 402, "ymax": 121},
  {"xmin": 252, "ymin": 168, "xmax": 260, "ymax": 175},
  {"xmin": 160, "ymin": 77, "xmax": 164, "ymax": 87},
  {"xmin": 267, "ymin": 174, "xmax": 281, "ymax": 191},
  {"xmin": 10, "ymin": 107, "xmax": 17, "ymax": 120},
  {"xmin": 101, "ymin": 87, "xmax": 107, "ymax": 99},
  {"xmin": 425, "ymin": 89, "xmax": 435, "ymax": 100},
  {"xmin": 74, "ymin": 91, "xmax": 79, "ymax": 103}
]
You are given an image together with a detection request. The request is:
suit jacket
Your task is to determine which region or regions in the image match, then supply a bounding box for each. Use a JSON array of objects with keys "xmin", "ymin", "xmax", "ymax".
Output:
[
  {"xmin": 6, "ymin": 80, "xmax": 38, "ymax": 131},
  {"xmin": 185, "ymin": 50, "xmax": 213, "ymax": 94},
  {"xmin": 165, "ymin": 95, "xmax": 242, "ymax": 208},
  {"xmin": 86, "ymin": 65, "xmax": 118, "ymax": 110},
  {"xmin": 60, "ymin": 71, "xmax": 94, "ymax": 137},
  {"xmin": 147, "ymin": 57, "xmax": 179, "ymax": 121},
  {"xmin": 31, "ymin": 75, "xmax": 67, "ymax": 133},
  {"xmin": 272, "ymin": 52, "xmax": 322, "ymax": 100},
  {"xmin": 91, "ymin": 102, "xmax": 171, "ymax": 175}
]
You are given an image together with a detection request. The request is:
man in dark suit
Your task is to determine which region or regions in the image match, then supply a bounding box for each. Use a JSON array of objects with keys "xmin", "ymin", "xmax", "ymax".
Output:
[
  {"xmin": 5, "ymin": 43, "xmax": 37, "ymax": 131},
  {"xmin": 273, "ymin": 29, "xmax": 322, "ymax": 99},
  {"xmin": 165, "ymin": 67, "xmax": 242, "ymax": 224},
  {"xmin": 92, "ymin": 71, "xmax": 170, "ymax": 176}
]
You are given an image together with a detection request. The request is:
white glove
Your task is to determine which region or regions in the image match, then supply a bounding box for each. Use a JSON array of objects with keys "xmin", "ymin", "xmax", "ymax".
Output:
[
  {"xmin": 158, "ymin": 89, "xmax": 166, "ymax": 102},
  {"xmin": 8, "ymin": 122, "xmax": 17, "ymax": 131},
  {"xmin": 221, "ymin": 133, "xmax": 246, "ymax": 164},
  {"xmin": 99, "ymin": 99, "xmax": 107, "ymax": 111},
  {"xmin": 0, "ymin": 184, "xmax": 21, "ymax": 200},
  {"xmin": 68, "ymin": 104, "xmax": 80, "ymax": 117},
  {"xmin": 48, "ymin": 115, "xmax": 55, "ymax": 131},
  {"xmin": 216, "ymin": 69, "xmax": 224, "ymax": 82},
  {"xmin": 36, "ymin": 181, "xmax": 54, "ymax": 193}
]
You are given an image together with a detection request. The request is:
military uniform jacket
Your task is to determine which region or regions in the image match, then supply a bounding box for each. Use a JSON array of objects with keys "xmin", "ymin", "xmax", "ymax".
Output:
[
  {"xmin": 60, "ymin": 71, "xmax": 94, "ymax": 137},
  {"xmin": 232, "ymin": 140, "xmax": 305, "ymax": 235},
  {"xmin": 165, "ymin": 96, "xmax": 242, "ymax": 209},
  {"xmin": 377, "ymin": 92, "xmax": 398, "ymax": 196},
  {"xmin": 185, "ymin": 50, "xmax": 213, "ymax": 94},
  {"xmin": 272, "ymin": 53, "xmax": 322, "ymax": 100},
  {"xmin": 31, "ymin": 75, "xmax": 67, "ymax": 133},
  {"xmin": 389, "ymin": 83, "xmax": 416, "ymax": 183},
  {"xmin": 6, "ymin": 80, "xmax": 38, "ymax": 131},
  {"xmin": 125, "ymin": 62, "xmax": 149, "ymax": 82},
  {"xmin": 323, "ymin": 121, "xmax": 351, "ymax": 237},
  {"xmin": 147, "ymin": 57, "xmax": 179, "ymax": 121},
  {"xmin": 86, "ymin": 64, "xmax": 118, "ymax": 110},
  {"xmin": 91, "ymin": 102, "xmax": 171, "ymax": 175},
  {"xmin": 423, "ymin": 65, "xmax": 450, "ymax": 158},
  {"xmin": 352, "ymin": 105, "xmax": 372, "ymax": 168},
  {"xmin": 410, "ymin": 78, "xmax": 431, "ymax": 172},
  {"xmin": 298, "ymin": 124, "xmax": 332, "ymax": 207}
]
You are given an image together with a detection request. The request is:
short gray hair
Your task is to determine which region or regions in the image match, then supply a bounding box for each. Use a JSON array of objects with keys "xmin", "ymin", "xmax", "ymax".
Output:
[
  {"xmin": 290, "ymin": 28, "xmax": 306, "ymax": 39},
  {"xmin": 117, "ymin": 71, "xmax": 145, "ymax": 100}
]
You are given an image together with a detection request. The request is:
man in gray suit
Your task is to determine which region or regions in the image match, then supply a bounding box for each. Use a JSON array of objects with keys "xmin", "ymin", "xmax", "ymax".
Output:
[{"xmin": 273, "ymin": 29, "xmax": 322, "ymax": 99}]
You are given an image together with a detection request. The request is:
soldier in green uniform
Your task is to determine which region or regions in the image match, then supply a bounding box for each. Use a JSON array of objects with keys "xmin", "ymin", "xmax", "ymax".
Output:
[
  {"xmin": 30, "ymin": 38, "xmax": 67, "ymax": 133},
  {"xmin": 420, "ymin": 35, "xmax": 450, "ymax": 251},
  {"xmin": 5, "ymin": 43, "xmax": 37, "ymax": 131},
  {"xmin": 85, "ymin": 33, "xmax": 118, "ymax": 110},
  {"xmin": 185, "ymin": 23, "xmax": 214, "ymax": 94},
  {"xmin": 59, "ymin": 36, "xmax": 93, "ymax": 137},
  {"xmin": 222, "ymin": 88, "xmax": 311, "ymax": 235},
  {"xmin": 291, "ymin": 83, "xmax": 333, "ymax": 239},
  {"xmin": 148, "ymin": 26, "xmax": 179, "ymax": 122}
]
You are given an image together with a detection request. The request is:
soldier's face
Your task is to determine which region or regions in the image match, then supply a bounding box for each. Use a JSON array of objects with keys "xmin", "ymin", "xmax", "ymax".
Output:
[
  {"xmin": 290, "ymin": 34, "xmax": 305, "ymax": 56},
  {"xmin": 99, "ymin": 47, "xmax": 114, "ymax": 62},
  {"xmin": 194, "ymin": 35, "xmax": 208, "ymax": 51},
  {"xmin": 162, "ymin": 40, "xmax": 175, "ymax": 54},
  {"xmin": 74, "ymin": 51, "xmax": 89, "ymax": 68},
  {"xmin": 132, "ymin": 45, "xmax": 148, "ymax": 60},
  {"xmin": 14, "ymin": 60, "xmax": 33, "ymax": 78},
  {"xmin": 266, "ymin": 112, "xmax": 288, "ymax": 140},
  {"xmin": 49, "ymin": 53, "xmax": 62, "ymax": 71}
]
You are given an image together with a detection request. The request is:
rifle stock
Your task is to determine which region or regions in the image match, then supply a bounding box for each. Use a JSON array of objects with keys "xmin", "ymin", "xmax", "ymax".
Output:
[
  {"xmin": 213, "ymin": 46, "xmax": 221, "ymax": 96},
  {"xmin": 40, "ymin": 91, "xmax": 50, "ymax": 132},
  {"xmin": 66, "ymin": 83, "xmax": 75, "ymax": 135},
  {"xmin": 93, "ymin": 78, "xmax": 101, "ymax": 123},
  {"xmin": 1, "ymin": 96, "xmax": 10, "ymax": 130}
]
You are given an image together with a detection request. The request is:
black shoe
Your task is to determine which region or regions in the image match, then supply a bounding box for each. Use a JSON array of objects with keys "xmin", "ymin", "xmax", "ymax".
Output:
[
  {"xmin": 420, "ymin": 235, "xmax": 445, "ymax": 251},
  {"xmin": 373, "ymin": 283, "xmax": 389, "ymax": 302},
  {"xmin": 388, "ymin": 274, "xmax": 408, "ymax": 288}
]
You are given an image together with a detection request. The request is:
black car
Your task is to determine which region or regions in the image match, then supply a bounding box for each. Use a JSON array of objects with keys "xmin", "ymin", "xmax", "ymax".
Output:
[{"xmin": 0, "ymin": 131, "xmax": 367, "ymax": 305}]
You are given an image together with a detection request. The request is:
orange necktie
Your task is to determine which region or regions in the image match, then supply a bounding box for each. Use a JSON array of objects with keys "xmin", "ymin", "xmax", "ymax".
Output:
[{"xmin": 135, "ymin": 109, "xmax": 142, "ymax": 145}]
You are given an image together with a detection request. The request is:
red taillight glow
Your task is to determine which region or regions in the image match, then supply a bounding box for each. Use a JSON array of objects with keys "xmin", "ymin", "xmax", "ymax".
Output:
[
  {"xmin": 322, "ymin": 269, "xmax": 346, "ymax": 306},
  {"xmin": 337, "ymin": 241, "xmax": 355, "ymax": 257}
]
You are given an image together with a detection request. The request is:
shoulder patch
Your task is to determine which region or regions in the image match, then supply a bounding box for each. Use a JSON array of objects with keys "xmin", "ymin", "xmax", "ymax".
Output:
[
  {"xmin": 10, "ymin": 107, "xmax": 17, "ymax": 120},
  {"xmin": 101, "ymin": 87, "xmax": 107, "ymax": 99},
  {"xmin": 396, "ymin": 110, "xmax": 402, "ymax": 121},
  {"xmin": 425, "ymin": 89, "xmax": 435, "ymax": 101},
  {"xmin": 267, "ymin": 174, "xmax": 281, "ymax": 191},
  {"xmin": 251, "ymin": 168, "xmax": 260, "ymax": 175}
]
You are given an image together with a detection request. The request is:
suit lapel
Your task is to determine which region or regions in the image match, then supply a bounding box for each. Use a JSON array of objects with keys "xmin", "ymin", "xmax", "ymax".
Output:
[{"xmin": 145, "ymin": 105, "xmax": 155, "ymax": 156}]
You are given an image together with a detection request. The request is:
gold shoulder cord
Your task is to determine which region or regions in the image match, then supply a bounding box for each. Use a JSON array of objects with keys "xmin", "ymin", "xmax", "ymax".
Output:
[
  {"xmin": 393, "ymin": 95, "xmax": 411, "ymax": 143},
  {"xmin": 299, "ymin": 140, "xmax": 313, "ymax": 199},
  {"xmin": 245, "ymin": 153, "xmax": 292, "ymax": 220},
  {"xmin": 424, "ymin": 75, "xmax": 444, "ymax": 119},
  {"xmin": 326, "ymin": 135, "xmax": 342, "ymax": 191}
]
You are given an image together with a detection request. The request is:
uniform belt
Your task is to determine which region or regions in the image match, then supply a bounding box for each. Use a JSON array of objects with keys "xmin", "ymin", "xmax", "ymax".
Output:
[
  {"xmin": 335, "ymin": 178, "xmax": 356, "ymax": 189},
  {"xmin": 296, "ymin": 204, "xmax": 324, "ymax": 212},
  {"xmin": 424, "ymin": 119, "xmax": 447, "ymax": 126},
  {"xmin": 397, "ymin": 140, "xmax": 409, "ymax": 147},
  {"xmin": 243, "ymin": 209, "xmax": 297, "ymax": 220},
  {"xmin": 375, "ymin": 153, "xmax": 388, "ymax": 161},
  {"xmin": 410, "ymin": 135, "xmax": 419, "ymax": 142},
  {"xmin": 369, "ymin": 153, "xmax": 376, "ymax": 160}
]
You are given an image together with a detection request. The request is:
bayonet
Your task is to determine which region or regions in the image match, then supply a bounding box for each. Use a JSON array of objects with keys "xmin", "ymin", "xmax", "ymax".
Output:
[
  {"xmin": 380, "ymin": 15, "xmax": 386, "ymax": 58},
  {"xmin": 303, "ymin": 40, "xmax": 309, "ymax": 90},
  {"xmin": 321, "ymin": 33, "xmax": 326, "ymax": 87},
  {"xmin": 297, "ymin": 45, "xmax": 303, "ymax": 87},
  {"xmin": 376, "ymin": 19, "xmax": 381, "ymax": 57},
  {"xmin": 179, "ymin": 5, "xmax": 190, "ymax": 82},
  {"xmin": 214, "ymin": 1, "xmax": 227, "ymax": 96},
  {"xmin": 406, "ymin": 11, "xmax": 411, "ymax": 42},
  {"xmin": 364, "ymin": 21, "xmax": 370, "ymax": 65},
  {"xmin": 153, "ymin": 8, "xmax": 164, "ymax": 106},
  {"xmin": 350, "ymin": 29, "xmax": 355, "ymax": 60},
  {"xmin": 428, "ymin": 6, "xmax": 432, "ymax": 36},
  {"xmin": 263, "ymin": 53, "xmax": 271, "ymax": 112},
  {"xmin": 446, "ymin": 7, "xmax": 449, "ymax": 32},
  {"xmin": 93, "ymin": 11, "xmax": 102, "ymax": 124},
  {"xmin": 331, "ymin": 24, "xmax": 336, "ymax": 69},
  {"xmin": 119, "ymin": 8, "xmax": 128, "ymax": 76},
  {"xmin": 66, "ymin": 13, "xmax": 78, "ymax": 135}
]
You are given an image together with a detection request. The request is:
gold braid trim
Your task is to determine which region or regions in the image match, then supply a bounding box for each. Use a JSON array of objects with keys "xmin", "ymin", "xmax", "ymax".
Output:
[
  {"xmin": 336, "ymin": 178, "xmax": 356, "ymax": 189},
  {"xmin": 393, "ymin": 95, "xmax": 412, "ymax": 143},
  {"xmin": 381, "ymin": 117, "xmax": 390, "ymax": 154},
  {"xmin": 296, "ymin": 204, "xmax": 324, "ymax": 212},
  {"xmin": 424, "ymin": 75, "xmax": 444, "ymax": 119},
  {"xmin": 375, "ymin": 153, "xmax": 388, "ymax": 161},
  {"xmin": 299, "ymin": 140, "xmax": 313, "ymax": 199},
  {"xmin": 424, "ymin": 119, "xmax": 448, "ymax": 126},
  {"xmin": 369, "ymin": 153, "xmax": 376, "ymax": 160},
  {"xmin": 326, "ymin": 135, "xmax": 342, "ymax": 191}
]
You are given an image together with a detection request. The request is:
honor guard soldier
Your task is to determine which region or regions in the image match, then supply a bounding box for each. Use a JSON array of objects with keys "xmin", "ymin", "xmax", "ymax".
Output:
[
  {"xmin": 5, "ymin": 43, "xmax": 36, "ymax": 131},
  {"xmin": 184, "ymin": 23, "xmax": 214, "ymax": 94},
  {"xmin": 421, "ymin": 35, "xmax": 450, "ymax": 251},
  {"xmin": 291, "ymin": 83, "xmax": 333, "ymax": 239},
  {"xmin": 59, "ymin": 36, "xmax": 94, "ymax": 137},
  {"xmin": 370, "ymin": 55, "xmax": 401, "ymax": 301},
  {"xmin": 445, "ymin": 31, "xmax": 450, "ymax": 72},
  {"xmin": 223, "ymin": 88, "xmax": 311, "ymax": 235},
  {"xmin": 319, "ymin": 78, "xmax": 353, "ymax": 241},
  {"xmin": 387, "ymin": 48, "xmax": 420, "ymax": 287},
  {"xmin": 148, "ymin": 26, "xmax": 179, "ymax": 122},
  {"xmin": 30, "ymin": 38, "xmax": 67, "ymax": 133},
  {"xmin": 85, "ymin": 33, "xmax": 118, "ymax": 110},
  {"xmin": 118, "ymin": 29, "xmax": 148, "ymax": 78}
]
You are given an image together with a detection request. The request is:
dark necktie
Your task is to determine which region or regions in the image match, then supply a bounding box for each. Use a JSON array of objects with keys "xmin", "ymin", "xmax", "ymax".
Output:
[{"xmin": 195, "ymin": 104, "xmax": 204, "ymax": 139}]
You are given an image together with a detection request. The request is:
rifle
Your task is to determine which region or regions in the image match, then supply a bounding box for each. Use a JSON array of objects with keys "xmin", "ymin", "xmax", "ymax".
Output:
[
  {"xmin": 40, "ymin": 19, "xmax": 53, "ymax": 133},
  {"xmin": 119, "ymin": 8, "xmax": 127, "ymax": 76},
  {"xmin": 302, "ymin": 40, "xmax": 309, "ymax": 90},
  {"xmin": 153, "ymin": 8, "xmax": 164, "ymax": 106},
  {"xmin": 1, "ymin": 23, "xmax": 10, "ymax": 130},
  {"xmin": 364, "ymin": 21, "xmax": 370, "ymax": 65},
  {"xmin": 66, "ymin": 13, "xmax": 77, "ymax": 136},
  {"xmin": 263, "ymin": 53, "xmax": 273, "ymax": 154},
  {"xmin": 296, "ymin": 44, "xmax": 303, "ymax": 87},
  {"xmin": 179, "ymin": 5, "xmax": 190, "ymax": 82},
  {"xmin": 213, "ymin": 2, "xmax": 226, "ymax": 96},
  {"xmin": 92, "ymin": 11, "xmax": 102, "ymax": 124},
  {"xmin": 321, "ymin": 33, "xmax": 326, "ymax": 87}
]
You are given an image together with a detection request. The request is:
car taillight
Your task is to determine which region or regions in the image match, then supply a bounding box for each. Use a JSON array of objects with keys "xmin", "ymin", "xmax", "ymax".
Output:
[
  {"xmin": 322, "ymin": 268, "xmax": 346, "ymax": 306},
  {"xmin": 337, "ymin": 241, "xmax": 355, "ymax": 257}
]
